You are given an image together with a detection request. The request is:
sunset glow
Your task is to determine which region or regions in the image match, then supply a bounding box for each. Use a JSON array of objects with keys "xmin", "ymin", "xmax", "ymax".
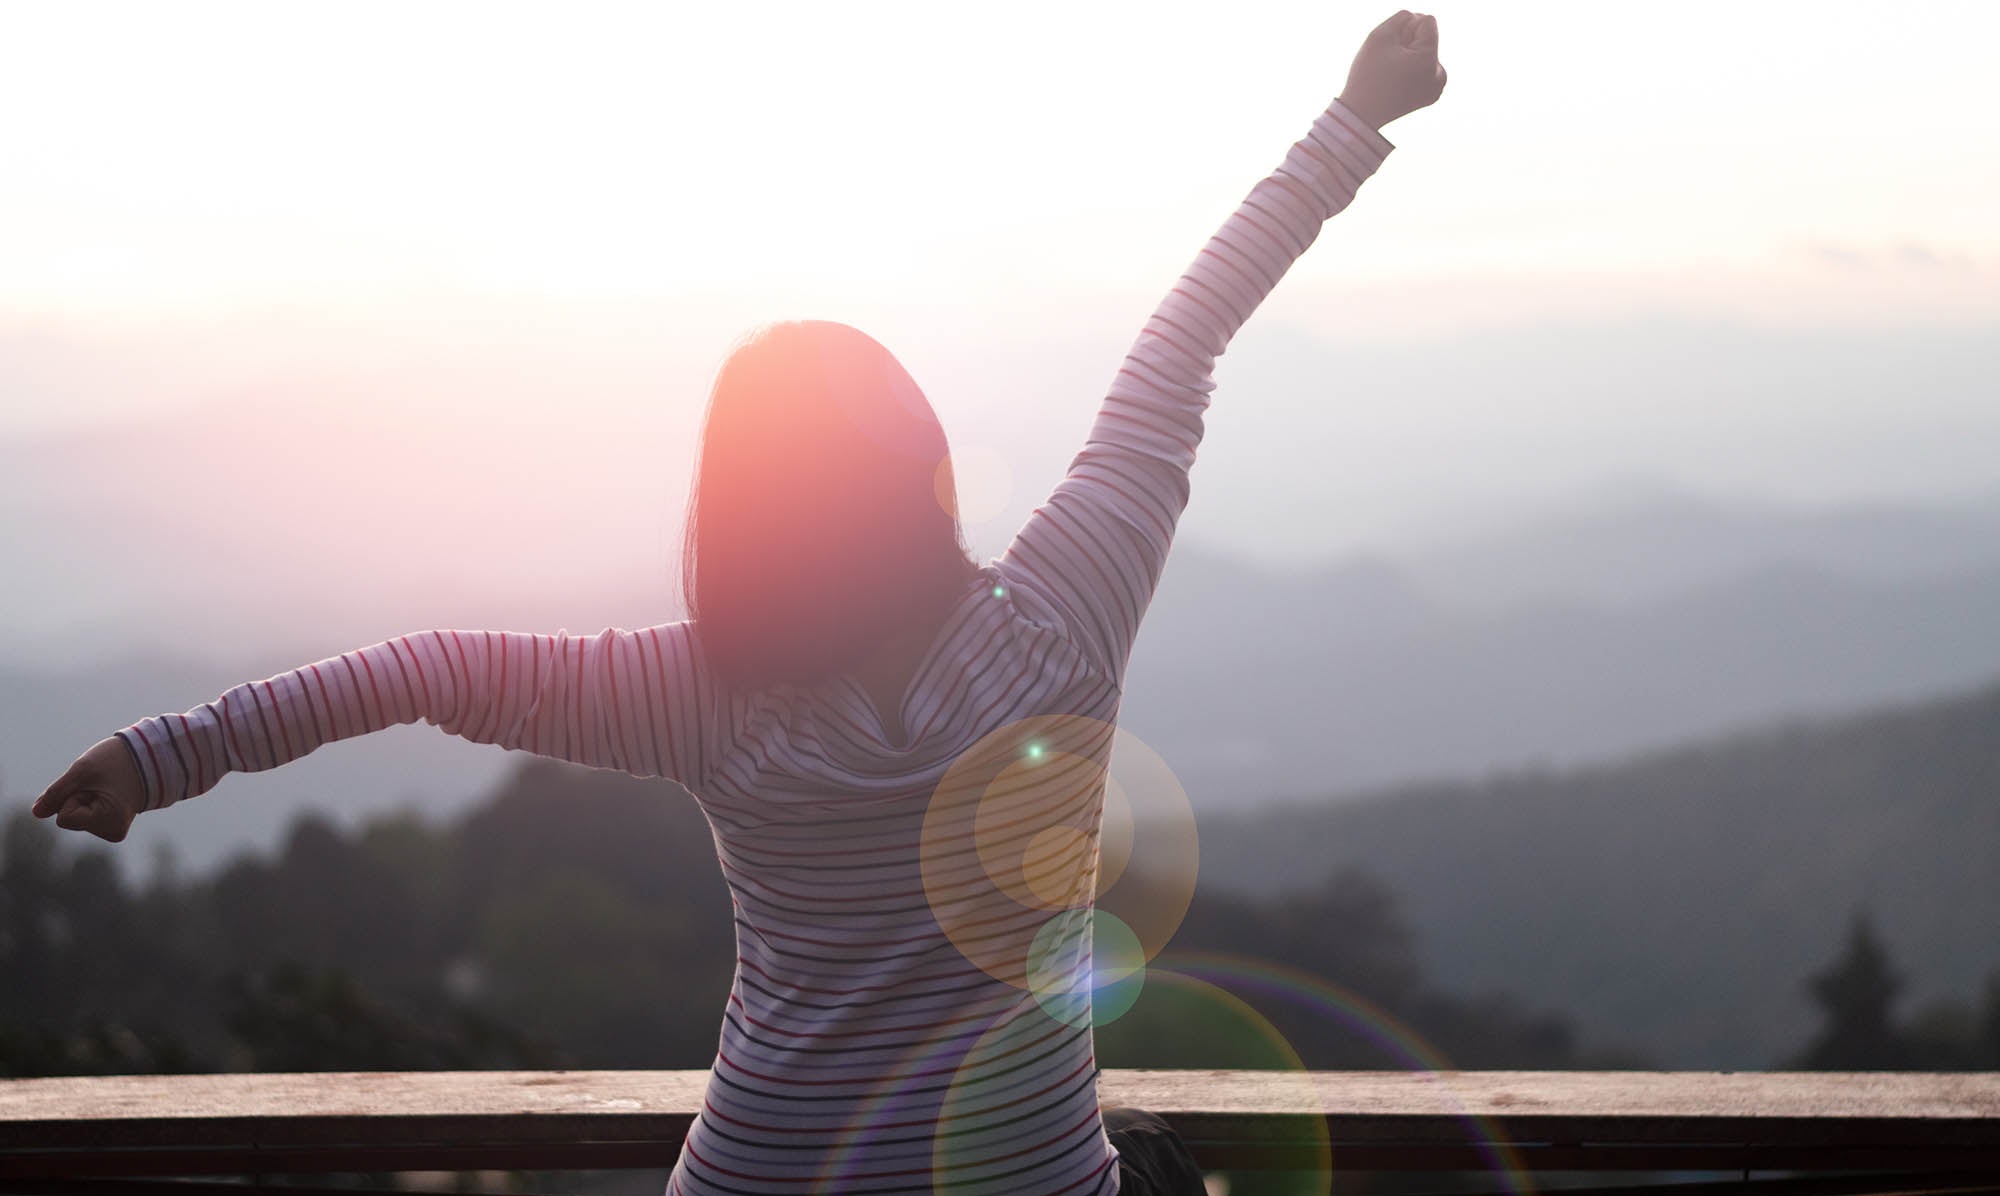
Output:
[{"xmin": 3, "ymin": 2, "xmax": 1994, "ymax": 318}]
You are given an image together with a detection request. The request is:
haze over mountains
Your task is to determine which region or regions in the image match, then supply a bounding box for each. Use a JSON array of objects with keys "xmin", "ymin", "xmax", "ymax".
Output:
[
  {"xmin": 8, "ymin": 409, "xmax": 2000, "ymax": 877},
  {"xmin": 1122, "ymin": 485, "xmax": 2000, "ymax": 803}
]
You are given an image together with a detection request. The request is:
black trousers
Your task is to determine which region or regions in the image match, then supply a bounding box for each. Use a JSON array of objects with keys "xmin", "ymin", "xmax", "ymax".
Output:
[{"xmin": 1104, "ymin": 1106, "xmax": 1206, "ymax": 1196}]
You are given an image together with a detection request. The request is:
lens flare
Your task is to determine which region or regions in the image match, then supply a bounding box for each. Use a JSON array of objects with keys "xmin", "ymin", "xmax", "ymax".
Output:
[
  {"xmin": 922, "ymin": 714, "xmax": 1114, "ymax": 988},
  {"xmin": 920, "ymin": 715, "xmax": 1200, "ymax": 991},
  {"xmin": 1100, "ymin": 967, "xmax": 1332, "ymax": 1196},
  {"xmin": 815, "ymin": 1002, "xmax": 1018, "ymax": 1192},
  {"xmin": 1023, "ymin": 825, "xmax": 1094, "ymax": 905},
  {"xmin": 1087, "ymin": 909, "xmax": 1148, "ymax": 1025},
  {"xmin": 1027, "ymin": 908, "xmax": 1147, "ymax": 1028},
  {"xmin": 967, "ymin": 745, "xmax": 1102, "ymax": 916},
  {"xmin": 930, "ymin": 994, "xmax": 1098, "ymax": 1188},
  {"xmin": 1094, "ymin": 724, "xmax": 1199, "ymax": 966},
  {"xmin": 1150, "ymin": 952, "xmax": 1539, "ymax": 1196}
]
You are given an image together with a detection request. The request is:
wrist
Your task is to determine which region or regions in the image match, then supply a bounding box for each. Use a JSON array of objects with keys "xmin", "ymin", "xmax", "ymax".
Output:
[{"xmin": 1335, "ymin": 92, "xmax": 1394, "ymax": 134}]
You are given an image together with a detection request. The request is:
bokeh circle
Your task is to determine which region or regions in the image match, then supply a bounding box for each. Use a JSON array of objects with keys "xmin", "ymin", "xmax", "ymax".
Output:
[{"xmin": 920, "ymin": 715, "xmax": 1200, "ymax": 993}]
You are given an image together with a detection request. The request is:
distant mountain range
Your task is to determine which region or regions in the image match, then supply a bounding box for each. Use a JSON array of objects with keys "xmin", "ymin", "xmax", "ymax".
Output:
[
  {"xmin": 1394, "ymin": 481, "xmax": 2000, "ymax": 609},
  {"xmin": 1196, "ymin": 677, "xmax": 2000, "ymax": 1068},
  {"xmin": 1122, "ymin": 539, "xmax": 2000, "ymax": 805},
  {"xmin": 1122, "ymin": 482, "xmax": 2000, "ymax": 802},
  {"xmin": 7, "ymin": 481, "xmax": 2000, "ymax": 880}
]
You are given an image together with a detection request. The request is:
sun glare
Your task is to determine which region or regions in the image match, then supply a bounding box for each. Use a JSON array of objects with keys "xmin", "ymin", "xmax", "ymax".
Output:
[{"xmin": 4, "ymin": 2, "xmax": 1993, "ymax": 320}]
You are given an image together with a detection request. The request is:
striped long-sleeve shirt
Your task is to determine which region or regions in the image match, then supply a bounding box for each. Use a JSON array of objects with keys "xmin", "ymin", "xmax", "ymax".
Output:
[{"xmin": 118, "ymin": 99, "xmax": 1393, "ymax": 1196}]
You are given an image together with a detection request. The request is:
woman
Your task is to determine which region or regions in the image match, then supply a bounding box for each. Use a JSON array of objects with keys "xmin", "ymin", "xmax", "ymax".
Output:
[{"xmin": 35, "ymin": 13, "xmax": 1445, "ymax": 1194}]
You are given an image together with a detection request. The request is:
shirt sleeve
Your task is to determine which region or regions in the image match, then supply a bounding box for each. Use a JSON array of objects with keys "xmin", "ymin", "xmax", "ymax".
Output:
[
  {"xmin": 114, "ymin": 622, "xmax": 728, "ymax": 810},
  {"xmin": 995, "ymin": 98, "xmax": 1393, "ymax": 679}
]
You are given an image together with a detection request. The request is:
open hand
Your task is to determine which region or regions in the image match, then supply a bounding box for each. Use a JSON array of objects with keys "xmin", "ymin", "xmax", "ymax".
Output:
[
  {"xmin": 32, "ymin": 736, "xmax": 147, "ymax": 843},
  {"xmin": 1339, "ymin": 10, "xmax": 1448, "ymax": 132}
]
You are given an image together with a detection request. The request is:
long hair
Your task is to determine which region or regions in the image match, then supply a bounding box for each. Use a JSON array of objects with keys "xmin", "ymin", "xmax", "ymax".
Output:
[{"xmin": 681, "ymin": 320, "xmax": 978, "ymax": 691}]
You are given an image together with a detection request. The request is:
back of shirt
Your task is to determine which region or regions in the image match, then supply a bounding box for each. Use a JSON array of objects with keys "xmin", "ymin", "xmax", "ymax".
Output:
[{"xmin": 680, "ymin": 562, "xmax": 1123, "ymax": 1195}]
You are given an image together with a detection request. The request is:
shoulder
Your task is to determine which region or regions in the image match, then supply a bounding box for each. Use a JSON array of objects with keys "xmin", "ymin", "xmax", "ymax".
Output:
[{"xmin": 980, "ymin": 558, "xmax": 1121, "ymax": 683}]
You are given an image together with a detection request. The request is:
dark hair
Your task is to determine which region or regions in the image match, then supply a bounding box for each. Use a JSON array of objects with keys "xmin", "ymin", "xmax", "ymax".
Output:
[{"xmin": 681, "ymin": 320, "xmax": 979, "ymax": 691}]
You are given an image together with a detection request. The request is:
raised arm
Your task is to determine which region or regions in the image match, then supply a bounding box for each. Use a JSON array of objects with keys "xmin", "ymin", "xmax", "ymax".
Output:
[
  {"xmin": 995, "ymin": 11, "xmax": 1445, "ymax": 678},
  {"xmin": 34, "ymin": 622, "xmax": 728, "ymax": 840}
]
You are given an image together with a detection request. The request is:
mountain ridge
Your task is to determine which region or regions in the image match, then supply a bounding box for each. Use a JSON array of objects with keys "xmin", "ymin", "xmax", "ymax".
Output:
[{"xmin": 1196, "ymin": 675, "xmax": 2000, "ymax": 1067}]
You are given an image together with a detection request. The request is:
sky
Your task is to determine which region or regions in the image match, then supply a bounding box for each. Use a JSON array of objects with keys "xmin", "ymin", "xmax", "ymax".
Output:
[
  {"xmin": 2, "ymin": 0, "xmax": 1996, "ymax": 571},
  {"xmin": 2, "ymin": 1, "xmax": 1995, "ymax": 317}
]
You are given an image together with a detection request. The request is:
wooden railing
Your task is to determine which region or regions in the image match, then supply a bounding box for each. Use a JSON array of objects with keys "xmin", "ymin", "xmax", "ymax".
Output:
[{"xmin": 2, "ymin": 1070, "xmax": 1998, "ymax": 1193}]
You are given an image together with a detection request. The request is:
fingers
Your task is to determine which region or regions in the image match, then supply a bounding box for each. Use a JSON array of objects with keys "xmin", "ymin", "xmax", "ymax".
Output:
[
  {"xmin": 1370, "ymin": 10, "xmax": 1415, "ymax": 43},
  {"xmin": 52, "ymin": 792, "xmax": 128, "ymax": 842},
  {"xmin": 32, "ymin": 759, "xmax": 86, "ymax": 818},
  {"xmin": 1408, "ymin": 14, "xmax": 1438, "ymax": 51},
  {"xmin": 33, "ymin": 745, "xmax": 138, "ymax": 842}
]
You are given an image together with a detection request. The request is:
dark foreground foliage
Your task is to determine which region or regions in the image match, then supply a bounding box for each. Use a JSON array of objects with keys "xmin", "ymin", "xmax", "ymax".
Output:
[
  {"xmin": 4, "ymin": 756, "xmax": 1994, "ymax": 1082},
  {"xmin": 2, "ymin": 756, "xmax": 1615, "ymax": 1077}
]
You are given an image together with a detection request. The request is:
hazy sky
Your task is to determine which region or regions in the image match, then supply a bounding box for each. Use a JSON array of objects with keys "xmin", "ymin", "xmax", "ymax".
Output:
[
  {"xmin": 2, "ymin": 1, "xmax": 1996, "ymax": 563},
  {"xmin": 3, "ymin": 0, "xmax": 1995, "ymax": 314}
]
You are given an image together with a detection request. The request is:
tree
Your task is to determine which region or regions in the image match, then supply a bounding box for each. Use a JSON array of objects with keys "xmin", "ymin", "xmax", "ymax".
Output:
[{"xmin": 1790, "ymin": 908, "xmax": 1914, "ymax": 1070}]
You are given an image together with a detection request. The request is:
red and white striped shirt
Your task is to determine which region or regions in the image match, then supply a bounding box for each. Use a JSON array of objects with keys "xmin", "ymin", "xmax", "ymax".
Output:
[{"xmin": 119, "ymin": 99, "xmax": 1392, "ymax": 1196}]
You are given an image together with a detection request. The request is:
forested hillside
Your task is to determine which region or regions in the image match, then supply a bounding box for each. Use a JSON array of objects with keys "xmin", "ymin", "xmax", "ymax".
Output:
[
  {"xmin": 0, "ymin": 760, "xmax": 1622, "ymax": 1079},
  {"xmin": 1199, "ymin": 679, "xmax": 2000, "ymax": 1065}
]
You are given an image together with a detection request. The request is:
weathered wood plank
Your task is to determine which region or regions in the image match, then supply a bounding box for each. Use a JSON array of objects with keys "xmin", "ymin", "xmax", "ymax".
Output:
[
  {"xmin": 5, "ymin": 1070, "xmax": 1996, "ymax": 1122},
  {"xmin": 0, "ymin": 1071, "xmax": 710, "ymax": 1123},
  {"xmin": 0, "ymin": 1071, "xmax": 1994, "ymax": 1177}
]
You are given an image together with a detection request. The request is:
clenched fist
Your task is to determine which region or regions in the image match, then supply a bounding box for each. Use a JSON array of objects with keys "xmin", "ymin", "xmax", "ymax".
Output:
[
  {"xmin": 1339, "ymin": 10, "xmax": 1448, "ymax": 133},
  {"xmin": 32, "ymin": 736, "xmax": 147, "ymax": 843}
]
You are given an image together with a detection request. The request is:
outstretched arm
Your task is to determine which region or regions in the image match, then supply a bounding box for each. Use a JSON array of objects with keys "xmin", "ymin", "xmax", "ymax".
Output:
[
  {"xmin": 34, "ymin": 622, "xmax": 727, "ymax": 841},
  {"xmin": 996, "ymin": 12, "xmax": 1446, "ymax": 678}
]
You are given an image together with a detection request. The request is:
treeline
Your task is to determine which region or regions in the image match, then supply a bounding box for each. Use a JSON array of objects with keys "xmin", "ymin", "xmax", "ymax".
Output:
[
  {"xmin": 1, "ymin": 756, "xmax": 1616, "ymax": 1078},
  {"xmin": 3, "ymin": 756, "xmax": 1992, "ymax": 1079}
]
